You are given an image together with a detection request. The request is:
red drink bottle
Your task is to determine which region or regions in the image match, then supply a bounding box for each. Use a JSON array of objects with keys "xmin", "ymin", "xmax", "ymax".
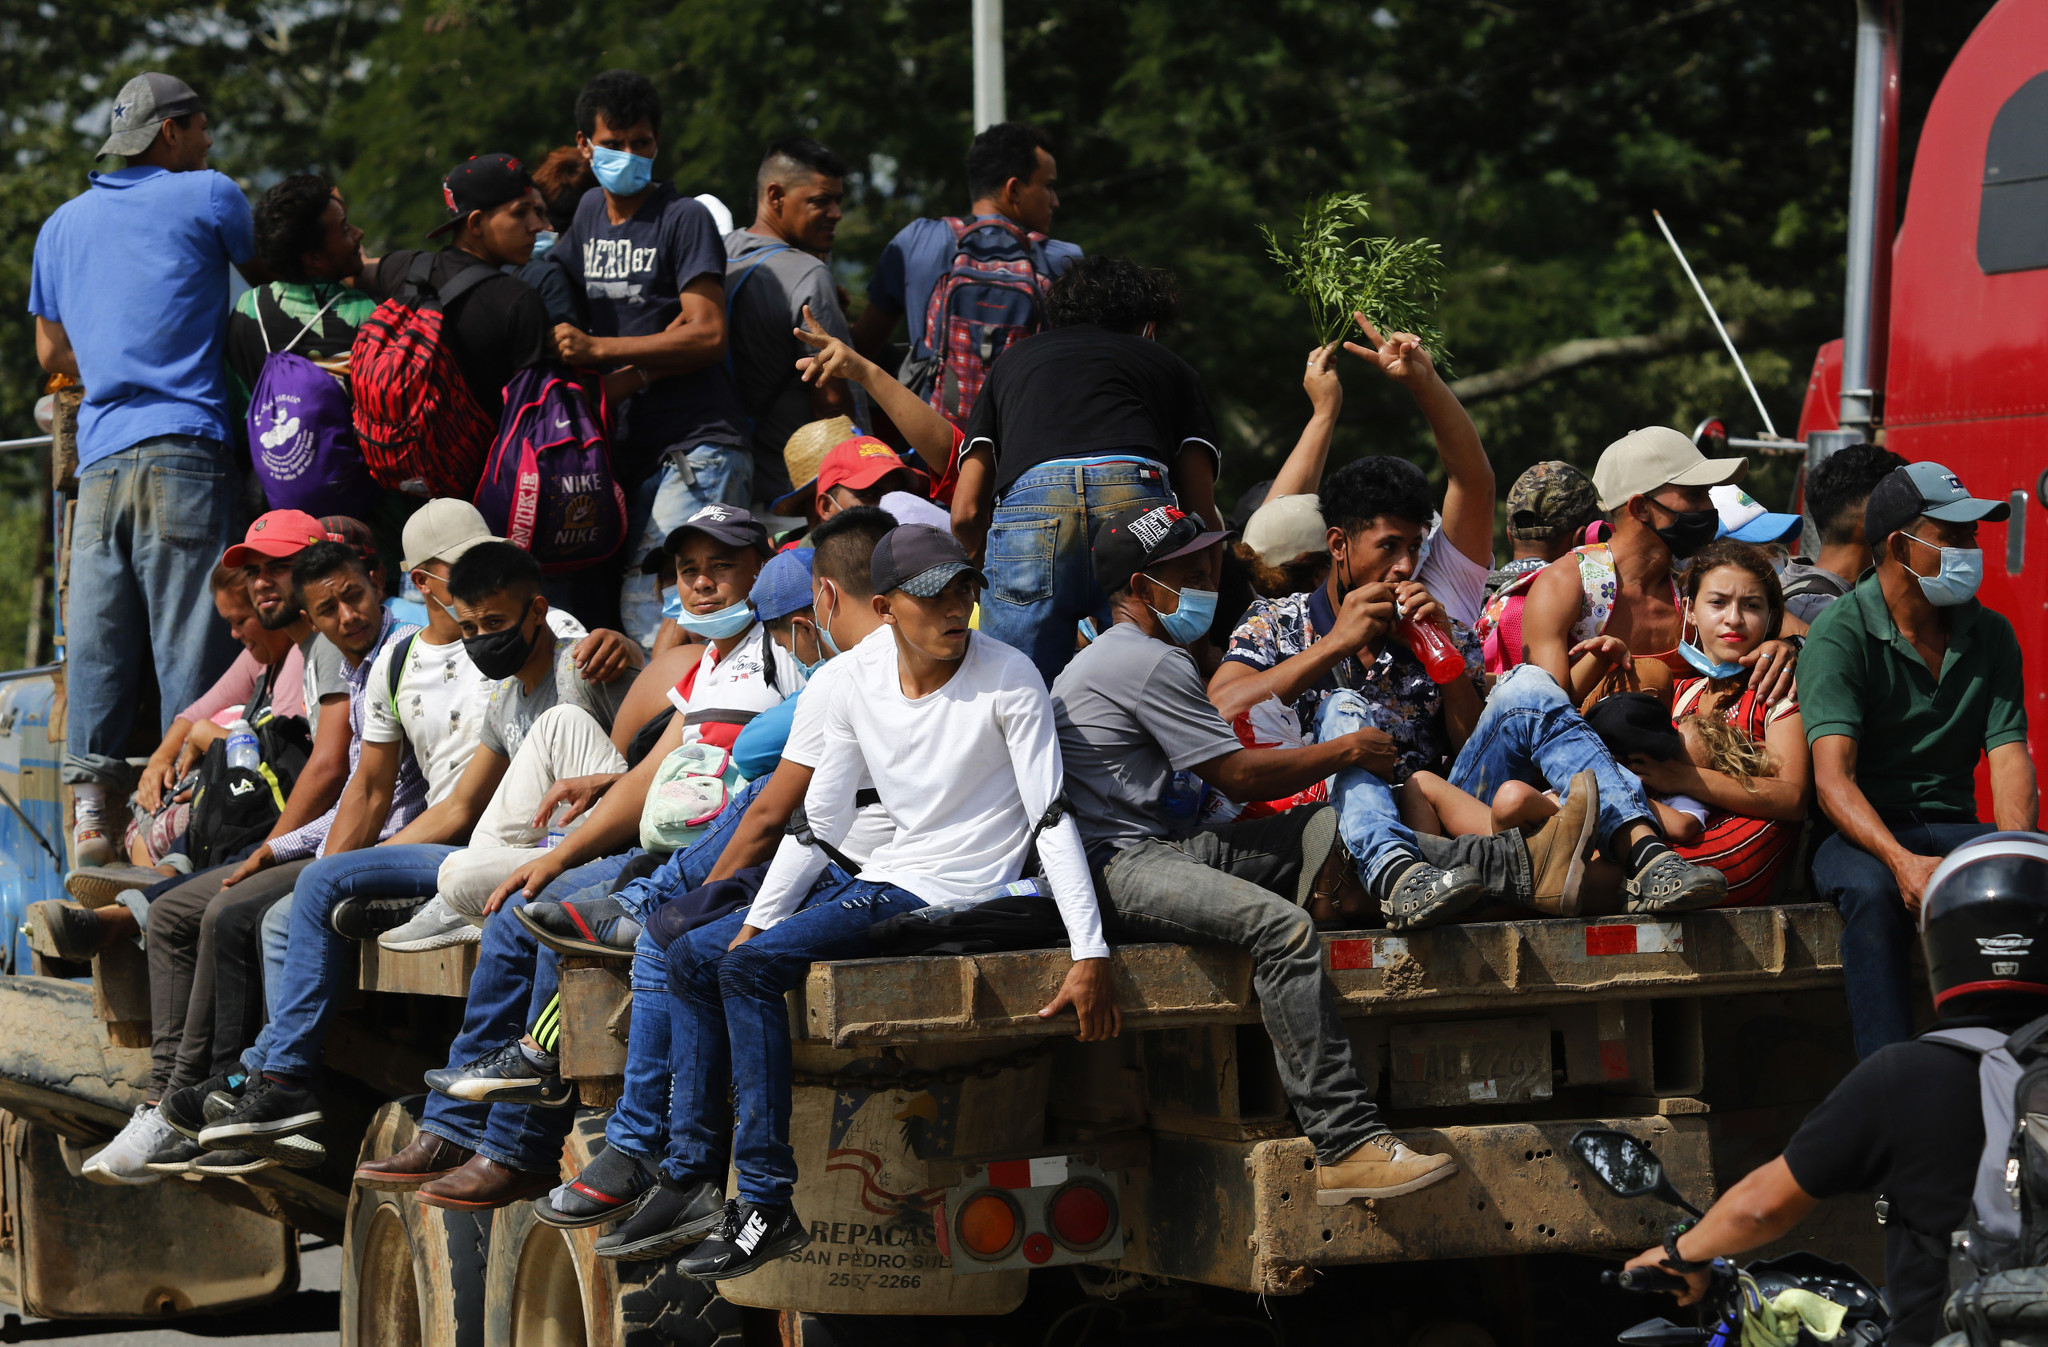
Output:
[{"xmin": 1399, "ymin": 614, "xmax": 1467, "ymax": 684}]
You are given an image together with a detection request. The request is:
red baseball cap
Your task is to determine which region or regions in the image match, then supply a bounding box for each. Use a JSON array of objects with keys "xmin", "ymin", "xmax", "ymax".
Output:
[
  {"xmin": 222, "ymin": 509, "xmax": 329, "ymax": 569},
  {"xmin": 769, "ymin": 435, "xmax": 930, "ymax": 516}
]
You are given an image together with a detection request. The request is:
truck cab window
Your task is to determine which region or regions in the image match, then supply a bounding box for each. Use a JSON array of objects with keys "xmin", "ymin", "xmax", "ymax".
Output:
[{"xmin": 1980, "ymin": 71, "xmax": 2048, "ymax": 274}]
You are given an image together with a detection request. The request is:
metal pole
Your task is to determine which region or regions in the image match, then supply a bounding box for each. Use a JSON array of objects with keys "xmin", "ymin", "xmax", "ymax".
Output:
[
  {"xmin": 1839, "ymin": 0, "xmax": 1900, "ymax": 436},
  {"xmin": 972, "ymin": 0, "xmax": 1006, "ymax": 131},
  {"xmin": 1652, "ymin": 211, "xmax": 1779, "ymax": 439}
]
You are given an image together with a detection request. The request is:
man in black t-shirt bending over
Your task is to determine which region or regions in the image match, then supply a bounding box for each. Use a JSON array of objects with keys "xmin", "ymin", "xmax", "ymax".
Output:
[
  {"xmin": 1622, "ymin": 837, "xmax": 2048, "ymax": 1347},
  {"xmin": 954, "ymin": 255, "xmax": 1222, "ymax": 686}
]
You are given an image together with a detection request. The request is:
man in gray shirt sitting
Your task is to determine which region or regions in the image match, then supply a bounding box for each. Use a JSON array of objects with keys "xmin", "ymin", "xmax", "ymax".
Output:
[{"xmin": 1050, "ymin": 503, "xmax": 1458, "ymax": 1203}]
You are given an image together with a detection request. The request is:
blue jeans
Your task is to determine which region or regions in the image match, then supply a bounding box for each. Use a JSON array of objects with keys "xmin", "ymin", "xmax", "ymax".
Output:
[
  {"xmin": 240, "ymin": 893, "xmax": 296, "ymax": 1077},
  {"xmin": 64, "ymin": 436, "xmax": 240, "ymax": 783},
  {"xmin": 978, "ymin": 459, "xmax": 1174, "ymax": 687},
  {"xmin": 602, "ymin": 777, "xmax": 772, "ymax": 1160},
  {"xmin": 418, "ymin": 853, "xmax": 632, "ymax": 1171},
  {"xmin": 1814, "ymin": 818, "xmax": 1995, "ymax": 1058},
  {"xmin": 259, "ymin": 845, "xmax": 459, "ymax": 1079},
  {"xmin": 1445, "ymin": 666, "xmax": 1653, "ymax": 847},
  {"xmin": 665, "ymin": 879, "xmax": 925, "ymax": 1204},
  {"xmin": 620, "ymin": 442, "xmax": 753, "ymax": 650}
]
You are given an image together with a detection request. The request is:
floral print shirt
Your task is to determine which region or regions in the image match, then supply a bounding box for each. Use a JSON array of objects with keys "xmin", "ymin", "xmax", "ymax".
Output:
[{"xmin": 1222, "ymin": 584, "xmax": 1484, "ymax": 782}]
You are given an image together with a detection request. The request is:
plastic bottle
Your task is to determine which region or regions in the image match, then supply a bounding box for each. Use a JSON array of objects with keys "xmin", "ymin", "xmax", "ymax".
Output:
[
  {"xmin": 225, "ymin": 719, "xmax": 260, "ymax": 772},
  {"xmin": 1398, "ymin": 613, "xmax": 1467, "ymax": 685},
  {"xmin": 543, "ymin": 803, "xmax": 570, "ymax": 849},
  {"xmin": 1163, "ymin": 769, "xmax": 1205, "ymax": 820}
]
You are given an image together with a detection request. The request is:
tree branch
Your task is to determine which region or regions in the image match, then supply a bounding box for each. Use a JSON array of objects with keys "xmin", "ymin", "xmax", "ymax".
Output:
[{"xmin": 1448, "ymin": 329, "xmax": 1723, "ymax": 403}]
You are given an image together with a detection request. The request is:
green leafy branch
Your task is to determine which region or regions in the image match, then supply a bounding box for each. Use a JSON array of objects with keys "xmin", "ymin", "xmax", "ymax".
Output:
[{"xmin": 1260, "ymin": 191, "xmax": 1451, "ymax": 373}]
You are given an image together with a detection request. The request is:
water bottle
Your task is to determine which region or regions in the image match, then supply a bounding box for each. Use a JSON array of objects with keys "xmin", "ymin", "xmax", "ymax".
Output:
[
  {"xmin": 1163, "ymin": 769, "xmax": 1204, "ymax": 821},
  {"xmin": 542, "ymin": 803, "xmax": 570, "ymax": 849},
  {"xmin": 225, "ymin": 719, "xmax": 260, "ymax": 773}
]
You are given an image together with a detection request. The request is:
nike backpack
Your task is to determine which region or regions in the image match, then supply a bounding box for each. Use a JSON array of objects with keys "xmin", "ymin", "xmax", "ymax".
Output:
[
  {"xmin": 897, "ymin": 217, "xmax": 1055, "ymax": 427},
  {"xmin": 473, "ymin": 364, "xmax": 628, "ymax": 574},
  {"xmin": 244, "ymin": 286, "xmax": 378, "ymax": 518},
  {"xmin": 351, "ymin": 252, "xmax": 500, "ymax": 499}
]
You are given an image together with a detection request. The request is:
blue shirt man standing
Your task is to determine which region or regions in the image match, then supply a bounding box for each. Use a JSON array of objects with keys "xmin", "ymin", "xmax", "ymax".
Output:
[{"xmin": 28, "ymin": 71, "xmax": 253, "ymax": 868}]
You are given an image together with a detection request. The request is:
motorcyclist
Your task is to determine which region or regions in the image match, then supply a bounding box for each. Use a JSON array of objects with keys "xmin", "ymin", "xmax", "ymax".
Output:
[{"xmin": 1625, "ymin": 832, "xmax": 2048, "ymax": 1347}]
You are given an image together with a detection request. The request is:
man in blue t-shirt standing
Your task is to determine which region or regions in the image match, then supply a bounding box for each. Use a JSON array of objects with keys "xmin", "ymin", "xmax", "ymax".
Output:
[
  {"xmin": 29, "ymin": 72, "xmax": 251, "ymax": 868},
  {"xmin": 547, "ymin": 69, "xmax": 753, "ymax": 650},
  {"xmin": 848, "ymin": 122, "xmax": 1082, "ymax": 412}
]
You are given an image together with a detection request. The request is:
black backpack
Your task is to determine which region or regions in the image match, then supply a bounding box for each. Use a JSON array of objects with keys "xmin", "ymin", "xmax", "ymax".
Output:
[{"xmin": 183, "ymin": 691, "xmax": 314, "ymax": 871}]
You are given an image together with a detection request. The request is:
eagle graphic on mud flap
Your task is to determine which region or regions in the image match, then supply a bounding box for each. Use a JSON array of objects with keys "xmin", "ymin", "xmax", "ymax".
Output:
[{"xmin": 826, "ymin": 1080, "xmax": 959, "ymax": 1219}]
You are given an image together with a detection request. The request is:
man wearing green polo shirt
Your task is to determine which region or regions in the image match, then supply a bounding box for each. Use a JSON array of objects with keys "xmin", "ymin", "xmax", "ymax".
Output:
[{"xmin": 1803, "ymin": 460, "xmax": 2037, "ymax": 1058}]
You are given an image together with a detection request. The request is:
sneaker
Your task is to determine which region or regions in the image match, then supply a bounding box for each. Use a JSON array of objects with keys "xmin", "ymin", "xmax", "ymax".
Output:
[
  {"xmin": 514, "ymin": 895, "xmax": 642, "ymax": 958},
  {"xmin": 26, "ymin": 901, "xmax": 111, "ymax": 962},
  {"xmin": 198, "ymin": 1075, "xmax": 323, "ymax": 1162},
  {"xmin": 190, "ymin": 1148, "xmax": 277, "ymax": 1177},
  {"xmin": 535, "ymin": 1145, "xmax": 655, "ymax": 1230},
  {"xmin": 71, "ymin": 789, "xmax": 114, "ymax": 870},
  {"xmin": 1625, "ymin": 849, "xmax": 1728, "ymax": 914},
  {"xmin": 65, "ymin": 863, "xmax": 166, "ymax": 909},
  {"xmin": 1314, "ymin": 1133, "xmax": 1459, "ymax": 1203},
  {"xmin": 143, "ymin": 1134, "xmax": 208, "ymax": 1174},
  {"xmin": 1523, "ymin": 771, "xmax": 1598, "ymax": 917},
  {"xmin": 333, "ymin": 893, "xmax": 430, "ymax": 941},
  {"xmin": 81, "ymin": 1105, "xmax": 173, "ymax": 1186},
  {"xmin": 1378, "ymin": 860, "xmax": 1487, "ymax": 932},
  {"xmin": 593, "ymin": 1178, "xmax": 727, "ymax": 1260},
  {"xmin": 675, "ymin": 1198, "xmax": 812, "ymax": 1280},
  {"xmin": 162, "ymin": 1071, "xmax": 245, "ymax": 1141},
  {"xmin": 424, "ymin": 1042, "xmax": 573, "ymax": 1107},
  {"xmin": 377, "ymin": 896, "xmax": 481, "ymax": 953},
  {"xmin": 267, "ymin": 1133, "xmax": 328, "ymax": 1170},
  {"xmin": 204, "ymin": 1080, "xmax": 248, "ymax": 1124}
]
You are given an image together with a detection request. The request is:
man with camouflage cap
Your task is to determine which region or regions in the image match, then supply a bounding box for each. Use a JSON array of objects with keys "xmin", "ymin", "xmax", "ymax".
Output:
[
  {"xmin": 30, "ymin": 73, "xmax": 257, "ymax": 867},
  {"xmin": 1486, "ymin": 460, "xmax": 1601, "ymax": 596}
]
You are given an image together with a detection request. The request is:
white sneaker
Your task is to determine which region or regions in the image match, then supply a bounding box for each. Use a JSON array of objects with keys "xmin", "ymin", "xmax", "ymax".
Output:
[
  {"xmin": 70, "ymin": 786, "xmax": 114, "ymax": 870},
  {"xmin": 379, "ymin": 896, "xmax": 482, "ymax": 953},
  {"xmin": 82, "ymin": 1105, "xmax": 174, "ymax": 1186}
]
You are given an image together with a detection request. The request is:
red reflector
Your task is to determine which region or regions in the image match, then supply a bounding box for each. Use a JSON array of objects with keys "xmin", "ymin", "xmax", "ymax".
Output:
[
  {"xmin": 1022, "ymin": 1232, "xmax": 1054, "ymax": 1264},
  {"xmin": 1585, "ymin": 924, "xmax": 1638, "ymax": 956},
  {"xmin": 986, "ymin": 1159, "xmax": 1032, "ymax": 1189},
  {"xmin": 1328, "ymin": 938, "xmax": 1373, "ymax": 970},
  {"xmin": 1048, "ymin": 1180, "xmax": 1113, "ymax": 1251}
]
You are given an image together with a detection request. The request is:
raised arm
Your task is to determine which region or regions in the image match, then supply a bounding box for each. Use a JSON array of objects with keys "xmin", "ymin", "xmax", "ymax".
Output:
[
  {"xmin": 1268, "ymin": 345, "xmax": 1343, "ymax": 500},
  {"xmin": 1344, "ymin": 314, "xmax": 1494, "ymax": 565},
  {"xmin": 792, "ymin": 305, "xmax": 955, "ymax": 462}
]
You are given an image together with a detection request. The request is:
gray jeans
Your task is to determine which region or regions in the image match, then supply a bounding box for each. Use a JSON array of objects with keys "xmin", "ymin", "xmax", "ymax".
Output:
[{"xmin": 1102, "ymin": 817, "xmax": 1384, "ymax": 1164}]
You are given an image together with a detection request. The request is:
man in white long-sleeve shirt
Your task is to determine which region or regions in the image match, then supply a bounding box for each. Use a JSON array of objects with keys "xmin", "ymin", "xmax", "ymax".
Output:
[{"xmin": 650, "ymin": 524, "xmax": 1117, "ymax": 1282}]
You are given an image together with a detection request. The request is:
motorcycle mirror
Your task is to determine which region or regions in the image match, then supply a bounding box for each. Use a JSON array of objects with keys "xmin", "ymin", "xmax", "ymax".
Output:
[{"xmin": 1569, "ymin": 1128, "xmax": 1705, "ymax": 1217}]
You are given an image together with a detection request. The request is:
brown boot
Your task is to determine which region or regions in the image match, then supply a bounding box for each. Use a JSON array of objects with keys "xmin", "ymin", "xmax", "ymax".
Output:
[
  {"xmin": 1523, "ymin": 771, "xmax": 1598, "ymax": 917},
  {"xmin": 1315, "ymin": 1133, "xmax": 1458, "ymax": 1203},
  {"xmin": 417, "ymin": 1154, "xmax": 556, "ymax": 1211},
  {"xmin": 1298, "ymin": 806, "xmax": 1374, "ymax": 926},
  {"xmin": 26, "ymin": 900, "xmax": 129, "ymax": 961},
  {"xmin": 354, "ymin": 1131, "xmax": 473, "ymax": 1191}
]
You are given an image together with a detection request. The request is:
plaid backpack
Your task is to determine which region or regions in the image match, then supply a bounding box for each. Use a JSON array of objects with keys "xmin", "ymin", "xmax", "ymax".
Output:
[
  {"xmin": 350, "ymin": 252, "xmax": 500, "ymax": 498},
  {"xmin": 473, "ymin": 364, "xmax": 627, "ymax": 574},
  {"xmin": 899, "ymin": 217, "xmax": 1055, "ymax": 427}
]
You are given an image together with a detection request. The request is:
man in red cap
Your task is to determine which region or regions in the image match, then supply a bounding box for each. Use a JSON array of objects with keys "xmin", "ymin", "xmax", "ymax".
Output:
[{"xmin": 769, "ymin": 434, "xmax": 931, "ymax": 530}]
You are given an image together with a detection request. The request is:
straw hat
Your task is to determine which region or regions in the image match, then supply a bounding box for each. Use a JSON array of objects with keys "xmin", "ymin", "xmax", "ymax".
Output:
[{"xmin": 781, "ymin": 416, "xmax": 856, "ymax": 501}]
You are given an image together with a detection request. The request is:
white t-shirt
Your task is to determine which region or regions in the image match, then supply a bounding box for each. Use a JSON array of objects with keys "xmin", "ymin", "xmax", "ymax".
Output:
[
  {"xmin": 664, "ymin": 620, "xmax": 807, "ymax": 751},
  {"xmin": 1418, "ymin": 522, "xmax": 1491, "ymax": 630},
  {"xmin": 744, "ymin": 630, "xmax": 1108, "ymax": 961},
  {"xmin": 360, "ymin": 610, "xmax": 589, "ymax": 806},
  {"xmin": 751, "ymin": 633, "xmax": 898, "ymax": 889}
]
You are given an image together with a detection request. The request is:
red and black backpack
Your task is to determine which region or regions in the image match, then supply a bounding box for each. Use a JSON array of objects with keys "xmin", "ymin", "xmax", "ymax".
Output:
[{"xmin": 350, "ymin": 252, "xmax": 500, "ymax": 499}]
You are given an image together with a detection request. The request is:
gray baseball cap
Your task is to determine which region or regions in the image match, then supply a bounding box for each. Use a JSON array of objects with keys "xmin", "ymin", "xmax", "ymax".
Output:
[{"xmin": 99, "ymin": 73, "xmax": 205, "ymax": 160}]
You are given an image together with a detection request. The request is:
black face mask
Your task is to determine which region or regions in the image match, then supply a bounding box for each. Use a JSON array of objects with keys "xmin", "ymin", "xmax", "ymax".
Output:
[
  {"xmin": 1648, "ymin": 507, "xmax": 1719, "ymax": 560},
  {"xmin": 463, "ymin": 604, "xmax": 540, "ymax": 680}
]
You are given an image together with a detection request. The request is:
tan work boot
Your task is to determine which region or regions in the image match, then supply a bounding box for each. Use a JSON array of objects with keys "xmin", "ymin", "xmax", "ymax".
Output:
[
  {"xmin": 1315, "ymin": 1133, "xmax": 1459, "ymax": 1204},
  {"xmin": 1523, "ymin": 770, "xmax": 1598, "ymax": 917}
]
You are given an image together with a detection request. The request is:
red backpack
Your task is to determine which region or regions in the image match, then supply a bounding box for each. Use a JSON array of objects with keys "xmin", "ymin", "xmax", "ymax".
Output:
[
  {"xmin": 350, "ymin": 253, "xmax": 500, "ymax": 499},
  {"xmin": 904, "ymin": 217, "xmax": 1055, "ymax": 427}
]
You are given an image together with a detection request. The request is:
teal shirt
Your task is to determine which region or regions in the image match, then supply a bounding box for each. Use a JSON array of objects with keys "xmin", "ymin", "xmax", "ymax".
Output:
[{"xmin": 1800, "ymin": 575, "xmax": 2028, "ymax": 821}]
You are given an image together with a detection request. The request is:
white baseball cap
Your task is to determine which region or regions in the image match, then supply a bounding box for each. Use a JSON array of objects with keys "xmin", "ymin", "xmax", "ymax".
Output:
[
  {"xmin": 401, "ymin": 499, "xmax": 502, "ymax": 572},
  {"xmin": 1592, "ymin": 427, "xmax": 1747, "ymax": 510},
  {"xmin": 1241, "ymin": 494, "xmax": 1328, "ymax": 567},
  {"xmin": 1711, "ymin": 484, "xmax": 1802, "ymax": 544}
]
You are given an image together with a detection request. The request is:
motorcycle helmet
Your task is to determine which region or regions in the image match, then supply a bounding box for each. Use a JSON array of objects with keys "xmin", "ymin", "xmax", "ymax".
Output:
[{"xmin": 1922, "ymin": 832, "xmax": 2048, "ymax": 1008}]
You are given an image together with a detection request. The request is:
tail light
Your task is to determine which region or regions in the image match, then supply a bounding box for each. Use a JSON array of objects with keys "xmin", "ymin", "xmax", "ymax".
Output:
[
  {"xmin": 943, "ymin": 1154, "xmax": 1124, "ymax": 1273},
  {"xmin": 954, "ymin": 1190, "xmax": 1023, "ymax": 1262},
  {"xmin": 1047, "ymin": 1179, "xmax": 1114, "ymax": 1252}
]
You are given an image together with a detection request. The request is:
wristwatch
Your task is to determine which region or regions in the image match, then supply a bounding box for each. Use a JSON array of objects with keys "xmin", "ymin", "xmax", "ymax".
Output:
[
  {"xmin": 1782, "ymin": 634, "xmax": 1806, "ymax": 652},
  {"xmin": 1661, "ymin": 1224, "xmax": 1712, "ymax": 1273}
]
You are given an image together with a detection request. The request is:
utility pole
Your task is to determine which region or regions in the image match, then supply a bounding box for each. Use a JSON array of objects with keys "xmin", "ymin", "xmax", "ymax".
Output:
[{"xmin": 972, "ymin": 0, "xmax": 1005, "ymax": 130}]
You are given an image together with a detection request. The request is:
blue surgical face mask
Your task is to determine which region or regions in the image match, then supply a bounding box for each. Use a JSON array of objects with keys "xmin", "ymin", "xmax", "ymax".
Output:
[
  {"xmin": 790, "ymin": 619, "xmax": 829, "ymax": 677},
  {"xmin": 590, "ymin": 145, "xmax": 653, "ymax": 197},
  {"xmin": 1678, "ymin": 638, "xmax": 1745, "ymax": 681},
  {"xmin": 675, "ymin": 596, "xmax": 756, "ymax": 639},
  {"xmin": 1900, "ymin": 531, "xmax": 1984, "ymax": 607},
  {"xmin": 813, "ymin": 581, "xmax": 843, "ymax": 657},
  {"xmin": 661, "ymin": 587, "xmax": 683, "ymax": 624},
  {"xmin": 531, "ymin": 229, "xmax": 558, "ymax": 257},
  {"xmin": 1145, "ymin": 577, "xmax": 1219, "ymax": 647}
]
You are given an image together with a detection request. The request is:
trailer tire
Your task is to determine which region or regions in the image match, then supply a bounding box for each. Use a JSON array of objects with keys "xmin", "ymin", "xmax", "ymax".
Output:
[
  {"xmin": 342, "ymin": 1099, "xmax": 490, "ymax": 1347},
  {"xmin": 483, "ymin": 1109, "xmax": 741, "ymax": 1347}
]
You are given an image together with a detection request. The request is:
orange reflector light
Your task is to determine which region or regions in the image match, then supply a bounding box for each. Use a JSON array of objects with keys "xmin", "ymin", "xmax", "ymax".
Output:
[
  {"xmin": 956, "ymin": 1190, "xmax": 1021, "ymax": 1260},
  {"xmin": 1048, "ymin": 1179, "xmax": 1115, "ymax": 1252}
]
